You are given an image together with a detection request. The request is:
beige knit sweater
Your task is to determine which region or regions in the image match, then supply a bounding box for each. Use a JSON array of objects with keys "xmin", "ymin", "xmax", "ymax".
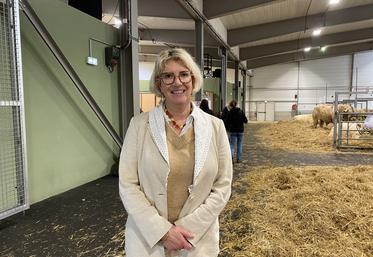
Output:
[{"xmin": 165, "ymin": 124, "xmax": 195, "ymax": 223}]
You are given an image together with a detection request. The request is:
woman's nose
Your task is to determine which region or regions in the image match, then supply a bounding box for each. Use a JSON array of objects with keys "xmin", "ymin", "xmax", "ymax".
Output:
[{"xmin": 174, "ymin": 75, "xmax": 183, "ymax": 86}]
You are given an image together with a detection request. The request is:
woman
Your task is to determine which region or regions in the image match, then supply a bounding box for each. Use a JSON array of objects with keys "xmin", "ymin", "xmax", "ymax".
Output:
[
  {"xmin": 226, "ymin": 100, "xmax": 248, "ymax": 163},
  {"xmin": 119, "ymin": 48, "xmax": 232, "ymax": 257}
]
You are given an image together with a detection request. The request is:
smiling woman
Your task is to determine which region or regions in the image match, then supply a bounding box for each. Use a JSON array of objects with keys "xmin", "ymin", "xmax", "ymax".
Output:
[
  {"xmin": 118, "ymin": 48, "xmax": 233, "ymax": 257},
  {"xmin": 158, "ymin": 60, "xmax": 194, "ymax": 113}
]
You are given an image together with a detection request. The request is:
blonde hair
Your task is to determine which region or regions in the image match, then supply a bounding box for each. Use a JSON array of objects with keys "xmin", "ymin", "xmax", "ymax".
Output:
[{"xmin": 149, "ymin": 48, "xmax": 203, "ymax": 97}]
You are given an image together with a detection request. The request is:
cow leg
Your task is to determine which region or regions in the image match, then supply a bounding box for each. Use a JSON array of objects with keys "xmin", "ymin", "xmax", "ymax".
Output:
[
  {"xmin": 320, "ymin": 120, "xmax": 324, "ymax": 128},
  {"xmin": 313, "ymin": 118, "xmax": 318, "ymax": 128}
]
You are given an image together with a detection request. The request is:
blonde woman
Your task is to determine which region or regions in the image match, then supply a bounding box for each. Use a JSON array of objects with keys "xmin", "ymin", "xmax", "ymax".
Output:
[{"xmin": 119, "ymin": 48, "xmax": 232, "ymax": 257}]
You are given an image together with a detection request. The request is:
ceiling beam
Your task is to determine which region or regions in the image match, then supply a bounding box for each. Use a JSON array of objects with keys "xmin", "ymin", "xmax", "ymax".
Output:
[
  {"xmin": 139, "ymin": 29, "xmax": 219, "ymax": 47},
  {"xmin": 240, "ymin": 27, "xmax": 373, "ymax": 60},
  {"xmin": 139, "ymin": 45, "xmax": 221, "ymax": 59},
  {"xmin": 204, "ymin": 0, "xmax": 276, "ymax": 19},
  {"xmin": 138, "ymin": 0, "xmax": 190, "ymax": 19},
  {"xmin": 246, "ymin": 41, "xmax": 373, "ymax": 69},
  {"xmin": 139, "ymin": 46, "xmax": 235, "ymax": 68},
  {"xmin": 229, "ymin": 4, "xmax": 373, "ymax": 46}
]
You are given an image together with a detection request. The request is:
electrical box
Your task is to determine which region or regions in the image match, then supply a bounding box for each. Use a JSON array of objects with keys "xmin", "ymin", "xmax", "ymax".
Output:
[{"xmin": 105, "ymin": 47, "xmax": 120, "ymax": 72}]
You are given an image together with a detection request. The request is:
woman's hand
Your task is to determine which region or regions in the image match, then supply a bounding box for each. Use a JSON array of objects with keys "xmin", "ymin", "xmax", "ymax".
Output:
[{"xmin": 162, "ymin": 226, "xmax": 194, "ymax": 250}]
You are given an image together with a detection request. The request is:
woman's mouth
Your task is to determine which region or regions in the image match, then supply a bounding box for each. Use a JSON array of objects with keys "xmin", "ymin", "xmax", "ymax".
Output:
[{"xmin": 171, "ymin": 89, "xmax": 185, "ymax": 95}]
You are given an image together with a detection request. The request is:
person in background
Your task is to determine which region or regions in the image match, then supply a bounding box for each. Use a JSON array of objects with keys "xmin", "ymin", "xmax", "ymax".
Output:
[
  {"xmin": 118, "ymin": 48, "xmax": 232, "ymax": 257},
  {"xmin": 220, "ymin": 104, "xmax": 230, "ymax": 130},
  {"xmin": 226, "ymin": 100, "xmax": 248, "ymax": 163},
  {"xmin": 199, "ymin": 99, "xmax": 214, "ymax": 116}
]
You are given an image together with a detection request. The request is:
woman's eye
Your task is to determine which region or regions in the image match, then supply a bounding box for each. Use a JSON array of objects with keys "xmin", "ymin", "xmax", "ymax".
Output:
[
  {"xmin": 180, "ymin": 72, "xmax": 189, "ymax": 77},
  {"xmin": 164, "ymin": 74, "xmax": 173, "ymax": 79}
]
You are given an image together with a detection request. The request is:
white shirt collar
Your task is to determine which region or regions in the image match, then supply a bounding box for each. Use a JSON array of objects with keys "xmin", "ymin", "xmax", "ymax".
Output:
[{"xmin": 161, "ymin": 101, "xmax": 196, "ymax": 136}]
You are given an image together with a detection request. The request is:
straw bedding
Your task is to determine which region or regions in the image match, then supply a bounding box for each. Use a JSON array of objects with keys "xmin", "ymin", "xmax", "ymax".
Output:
[
  {"xmin": 219, "ymin": 165, "xmax": 373, "ymax": 257},
  {"xmin": 257, "ymin": 116, "xmax": 373, "ymax": 152}
]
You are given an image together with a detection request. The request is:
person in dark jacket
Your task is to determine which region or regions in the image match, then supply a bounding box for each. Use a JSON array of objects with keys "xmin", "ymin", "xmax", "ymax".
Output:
[
  {"xmin": 226, "ymin": 100, "xmax": 248, "ymax": 163},
  {"xmin": 220, "ymin": 105, "xmax": 230, "ymax": 130},
  {"xmin": 199, "ymin": 99, "xmax": 214, "ymax": 116}
]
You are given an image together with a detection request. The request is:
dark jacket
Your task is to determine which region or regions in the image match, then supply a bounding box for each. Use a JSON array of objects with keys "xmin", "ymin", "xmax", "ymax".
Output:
[
  {"xmin": 220, "ymin": 106, "xmax": 230, "ymax": 129},
  {"xmin": 200, "ymin": 107, "xmax": 214, "ymax": 116},
  {"xmin": 226, "ymin": 107, "xmax": 248, "ymax": 132}
]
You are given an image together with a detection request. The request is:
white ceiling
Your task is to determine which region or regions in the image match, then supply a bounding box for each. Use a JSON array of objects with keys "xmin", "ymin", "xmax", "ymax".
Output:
[
  {"xmin": 220, "ymin": 0, "xmax": 373, "ymax": 30},
  {"xmin": 65, "ymin": 0, "xmax": 373, "ymax": 66},
  {"xmin": 240, "ymin": 18, "xmax": 373, "ymax": 48}
]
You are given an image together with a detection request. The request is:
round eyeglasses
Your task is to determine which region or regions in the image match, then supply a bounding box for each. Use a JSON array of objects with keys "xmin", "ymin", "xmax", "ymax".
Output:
[{"xmin": 159, "ymin": 71, "xmax": 193, "ymax": 85}]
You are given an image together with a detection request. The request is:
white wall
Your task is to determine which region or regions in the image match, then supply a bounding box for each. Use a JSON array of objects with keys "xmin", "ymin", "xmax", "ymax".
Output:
[
  {"xmin": 250, "ymin": 56, "xmax": 352, "ymax": 114},
  {"xmin": 353, "ymin": 51, "xmax": 373, "ymax": 89},
  {"xmin": 251, "ymin": 62, "xmax": 298, "ymax": 102},
  {"xmin": 299, "ymin": 55, "xmax": 351, "ymax": 105}
]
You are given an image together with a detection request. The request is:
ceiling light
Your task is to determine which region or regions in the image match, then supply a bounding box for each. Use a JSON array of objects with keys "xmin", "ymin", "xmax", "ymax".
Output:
[
  {"xmin": 329, "ymin": 0, "xmax": 340, "ymax": 5},
  {"xmin": 312, "ymin": 28, "xmax": 322, "ymax": 36},
  {"xmin": 304, "ymin": 47, "xmax": 311, "ymax": 52},
  {"xmin": 321, "ymin": 46, "xmax": 327, "ymax": 52}
]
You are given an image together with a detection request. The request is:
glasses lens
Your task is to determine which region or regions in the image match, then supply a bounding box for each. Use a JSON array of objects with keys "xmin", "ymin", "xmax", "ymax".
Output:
[
  {"xmin": 161, "ymin": 73, "xmax": 175, "ymax": 85},
  {"xmin": 160, "ymin": 71, "xmax": 192, "ymax": 85},
  {"xmin": 179, "ymin": 71, "xmax": 192, "ymax": 83}
]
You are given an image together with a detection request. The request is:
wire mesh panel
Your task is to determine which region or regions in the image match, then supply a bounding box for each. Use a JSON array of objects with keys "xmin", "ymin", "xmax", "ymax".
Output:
[{"xmin": 0, "ymin": 0, "xmax": 28, "ymax": 220}]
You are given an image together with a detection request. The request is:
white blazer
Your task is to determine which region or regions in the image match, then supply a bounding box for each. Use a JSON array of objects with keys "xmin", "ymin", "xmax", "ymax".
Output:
[{"xmin": 119, "ymin": 104, "xmax": 232, "ymax": 257}]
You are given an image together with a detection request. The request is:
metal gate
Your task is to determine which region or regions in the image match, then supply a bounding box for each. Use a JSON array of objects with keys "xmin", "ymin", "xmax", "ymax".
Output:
[
  {"xmin": 0, "ymin": 0, "xmax": 28, "ymax": 220},
  {"xmin": 333, "ymin": 90, "xmax": 373, "ymax": 150}
]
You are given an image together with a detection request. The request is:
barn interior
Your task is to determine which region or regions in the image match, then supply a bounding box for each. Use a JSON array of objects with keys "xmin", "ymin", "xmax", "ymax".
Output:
[{"xmin": 1, "ymin": 0, "xmax": 373, "ymax": 256}]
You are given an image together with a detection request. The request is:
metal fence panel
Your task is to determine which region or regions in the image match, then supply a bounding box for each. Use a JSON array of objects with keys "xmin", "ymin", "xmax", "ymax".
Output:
[{"xmin": 0, "ymin": 0, "xmax": 28, "ymax": 220}]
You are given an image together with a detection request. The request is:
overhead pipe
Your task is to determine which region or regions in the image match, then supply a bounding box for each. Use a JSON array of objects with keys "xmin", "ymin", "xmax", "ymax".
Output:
[{"xmin": 20, "ymin": 0, "xmax": 123, "ymax": 148}]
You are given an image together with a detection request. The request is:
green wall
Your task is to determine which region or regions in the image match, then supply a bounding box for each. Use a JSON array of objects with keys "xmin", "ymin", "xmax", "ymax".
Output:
[{"xmin": 21, "ymin": 0, "xmax": 120, "ymax": 203}]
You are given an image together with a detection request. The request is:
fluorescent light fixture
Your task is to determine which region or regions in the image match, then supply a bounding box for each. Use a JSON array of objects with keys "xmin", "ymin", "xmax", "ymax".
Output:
[
  {"xmin": 312, "ymin": 28, "xmax": 322, "ymax": 36},
  {"xmin": 320, "ymin": 46, "xmax": 327, "ymax": 52},
  {"xmin": 329, "ymin": 0, "xmax": 340, "ymax": 5},
  {"xmin": 304, "ymin": 47, "xmax": 311, "ymax": 52}
]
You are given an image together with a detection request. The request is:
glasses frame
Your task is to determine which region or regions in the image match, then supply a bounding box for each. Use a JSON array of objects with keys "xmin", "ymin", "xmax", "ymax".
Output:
[{"xmin": 158, "ymin": 71, "xmax": 193, "ymax": 85}]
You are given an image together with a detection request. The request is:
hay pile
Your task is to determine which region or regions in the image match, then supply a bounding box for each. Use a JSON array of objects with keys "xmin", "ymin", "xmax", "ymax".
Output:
[
  {"xmin": 220, "ymin": 166, "xmax": 373, "ymax": 257},
  {"xmin": 257, "ymin": 118, "xmax": 333, "ymax": 153}
]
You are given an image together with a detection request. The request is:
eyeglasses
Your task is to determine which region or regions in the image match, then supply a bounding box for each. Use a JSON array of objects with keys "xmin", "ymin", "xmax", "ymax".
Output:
[{"xmin": 159, "ymin": 71, "xmax": 193, "ymax": 85}]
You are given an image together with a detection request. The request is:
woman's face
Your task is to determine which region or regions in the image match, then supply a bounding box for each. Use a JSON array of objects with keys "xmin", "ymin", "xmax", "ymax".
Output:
[{"xmin": 158, "ymin": 60, "xmax": 193, "ymax": 107}]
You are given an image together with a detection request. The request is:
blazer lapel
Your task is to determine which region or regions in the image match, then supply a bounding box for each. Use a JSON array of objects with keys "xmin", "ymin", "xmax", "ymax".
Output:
[
  {"xmin": 148, "ymin": 105, "xmax": 169, "ymax": 165},
  {"xmin": 193, "ymin": 107, "xmax": 212, "ymax": 183}
]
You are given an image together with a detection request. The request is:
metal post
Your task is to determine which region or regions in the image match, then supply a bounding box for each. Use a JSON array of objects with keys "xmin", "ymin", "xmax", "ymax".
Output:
[
  {"xmin": 234, "ymin": 61, "xmax": 239, "ymax": 101},
  {"xmin": 325, "ymin": 83, "xmax": 328, "ymax": 103},
  {"xmin": 242, "ymin": 70, "xmax": 247, "ymax": 114},
  {"xmin": 119, "ymin": 0, "xmax": 139, "ymax": 136},
  {"xmin": 354, "ymin": 67, "xmax": 358, "ymax": 109},
  {"xmin": 297, "ymin": 61, "xmax": 300, "ymax": 115},
  {"xmin": 194, "ymin": 19, "xmax": 203, "ymax": 101},
  {"xmin": 20, "ymin": 0, "xmax": 123, "ymax": 148},
  {"xmin": 219, "ymin": 47, "xmax": 227, "ymax": 111},
  {"xmin": 349, "ymin": 53, "xmax": 354, "ymax": 95},
  {"xmin": 333, "ymin": 93, "xmax": 339, "ymax": 147},
  {"xmin": 249, "ymin": 75, "xmax": 252, "ymax": 119}
]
